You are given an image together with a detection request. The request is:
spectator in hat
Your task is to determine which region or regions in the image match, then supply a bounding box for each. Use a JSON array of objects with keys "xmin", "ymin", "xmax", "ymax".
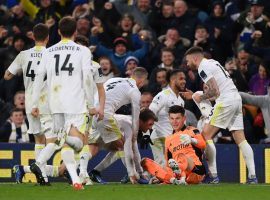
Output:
[
  {"xmin": 124, "ymin": 56, "xmax": 139, "ymax": 77},
  {"xmin": 91, "ymin": 36, "xmax": 149, "ymax": 76},
  {"xmin": 234, "ymin": 0, "xmax": 268, "ymax": 47}
]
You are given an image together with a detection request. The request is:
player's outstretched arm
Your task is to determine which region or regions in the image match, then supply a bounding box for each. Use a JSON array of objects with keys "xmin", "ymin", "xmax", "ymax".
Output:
[
  {"xmin": 4, "ymin": 52, "xmax": 23, "ymax": 80},
  {"xmin": 130, "ymin": 90, "xmax": 141, "ymax": 135},
  {"xmin": 96, "ymin": 83, "xmax": 105, "ymax": 120}
]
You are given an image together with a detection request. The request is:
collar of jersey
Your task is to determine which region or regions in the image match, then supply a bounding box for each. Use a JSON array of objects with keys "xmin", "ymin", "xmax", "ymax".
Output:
[
  {"xmin": 168, "ymin": 86, "xmax": 178, "ymax": 97},
  {"xmin": 34, "ymin": 46, "xmax": 45, "ymax": 51},
  {"xmin": 61, "ymin": 38, "xmax": 71, "ymax": 44}
]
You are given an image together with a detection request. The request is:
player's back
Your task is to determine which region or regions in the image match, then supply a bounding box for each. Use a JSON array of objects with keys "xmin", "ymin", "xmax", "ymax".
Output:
[
  {"xmin": 104, "ymin": 77, "xmax": 139, "ymax": 114},
  {"xmin": 8, "ymin": 46, "xmax": 48, "ymax": 114},
  {"xmin": 44, "ymin": 39, "xmax": 92, "ymax": 114},
  {"xmin": 198, "ymin": 59, "xmax": 239, "ymax": 101}
]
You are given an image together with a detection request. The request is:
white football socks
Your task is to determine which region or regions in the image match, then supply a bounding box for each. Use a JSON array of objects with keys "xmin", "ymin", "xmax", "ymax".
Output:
[
  {"xmin": 34, "ymin": 144, "xmax": 45, "ymax": 160},
  {"xmin": 79, "ymin": 145, "xmax": 91, "ymax": 175},
  {"xmin": 61, "ymin": 147, "xmax": 80, "ymax": 184},
  {"xmin": 205, "ymin": 140, "xmax": 218, "ymax": 177},
  {"xmin": 238, "ymin": 140, "xmax": 256, "ymax": 178}
]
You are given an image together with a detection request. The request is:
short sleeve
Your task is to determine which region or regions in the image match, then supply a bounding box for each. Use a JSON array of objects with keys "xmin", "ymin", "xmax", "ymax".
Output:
[
  {"xmin": 198, "ymin": 63, "xmax": 213, "ymax": 83},
  {"xmin": 8, "ymin": 52, "xmax": 22, "ymax": 75}
]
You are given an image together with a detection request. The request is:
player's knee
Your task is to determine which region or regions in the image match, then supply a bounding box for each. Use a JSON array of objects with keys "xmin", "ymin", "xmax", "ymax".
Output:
[
  {"xmin": 34, "ymin": 134, "xmax": 46, "ymax": 144},
  {"xmin": 66, "ymin": 136, "xmax": 83, "ymax": 152}
]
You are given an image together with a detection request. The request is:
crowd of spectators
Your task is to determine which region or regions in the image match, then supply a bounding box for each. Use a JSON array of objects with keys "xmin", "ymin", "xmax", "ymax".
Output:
[{"xmin": 0, "ymin": 0, "xmax": 270, "ymax": 144}]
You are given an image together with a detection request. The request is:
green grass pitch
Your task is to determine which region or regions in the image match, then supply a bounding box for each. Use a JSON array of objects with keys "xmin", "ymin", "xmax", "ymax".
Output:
[{"xmin": 0, "ymin": 183, "xmax": 269, "ymax": 200}]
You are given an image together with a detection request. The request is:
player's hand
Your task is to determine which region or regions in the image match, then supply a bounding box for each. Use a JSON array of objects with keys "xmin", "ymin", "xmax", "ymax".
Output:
[
  {"xmin": 31, "ymin": 108, "xmax": 39, "ymax": 118},
  {"xmin": 180, "ymin": 134, "xmax": 191, "ymax": 145},
  {"xmin": 96, "ymin": 108, "xmax": 104, "ymax": 121},
  {"xmin": 180, "ymin": 89, "xmax": 193, "ymax": 100},
  {"xmin": 178, "ymin": 177, "xmax": 187, "ymax": 185},
  {"xmin": 192, "ymin": 93, "xmax": 201, "ymax": 103},
  {"xmin": 89, "ymin": 108, "xmax": 98, "ymax": 116},
  {"xmin": 130, "ymin": 176, "xmax": 138, "ymax": 184}
]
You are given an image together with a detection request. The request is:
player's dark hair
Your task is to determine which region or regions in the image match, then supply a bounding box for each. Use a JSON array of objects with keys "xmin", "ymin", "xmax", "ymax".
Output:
[
  {"xmin": 59, "ymin": 16, "xmax": 77, "ymax": 37},
  {"xmin": 74, "ymin": 35, "xmax": 89, "ymax": 47},
  {"xmin": 184, "ymin": 46, "xmax": 204, "ymax": 57},
  {"xmin": 33, "ymin": 23, "xmax": 49, "ymax": 41},
  {"xmin": 166, "ymin": 69, "xmax": 185, "ymax": 83},
  {"xmin": 141, "ymin": 91, "xmax": 153, "ymax": 97},
  {"xmin": 140, "ymin": 108, "xmax": 158, "ymax": 122},
  {"xmin": 161, "ymin": 47, "xmax": 174, "ymax": 55},
  {"xmin": 168, "ymin": 105, "xmax": 185, "ymax": 116},
  {"xmin": 132, "ymin": 67, "xmax": 148, "ymax": 78},
  {"xmin": 10, "ymin": 108, "xmax": 23, "ymax": 115}
]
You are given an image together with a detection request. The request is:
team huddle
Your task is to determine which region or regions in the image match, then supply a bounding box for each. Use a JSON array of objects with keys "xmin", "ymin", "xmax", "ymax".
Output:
[{"xmin": 4, "ymin": 16, "xmax": 258, "ymax": 190}]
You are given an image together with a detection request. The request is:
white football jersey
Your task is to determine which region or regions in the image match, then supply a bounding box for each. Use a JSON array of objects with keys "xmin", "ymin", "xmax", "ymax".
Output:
[
  {"xmin": 32, "ymin": 39, "xmax": 93, "ymax": 114},
  {"xmin": 149, "ymin": 87, "xmax": 185, "ymax": 139},
  {"xmin": 104, "ymin": 77, "xmax": 141, "ymax": 134},
  {"xmin": 198, "ymin": 58, "xmax": 238, "ymax": 101},
  {"xmin": 7, "ymin": 46, "xmax": 49, "ymax": 114}
]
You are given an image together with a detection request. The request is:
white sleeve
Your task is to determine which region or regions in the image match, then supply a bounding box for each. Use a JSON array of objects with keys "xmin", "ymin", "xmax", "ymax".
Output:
[
  {"xmin": 82, "ymin": 47, "xmax": 94, "ymax": 109},
  {"xmin": 198, "ymin": 64, "xmax": 213, "ymax": 83},
  {"xmin": 7, "ymin": 52, "xmax": 22, "ymax": 75},
  {"xmin": 149, "ymin": 93, "xmax": 164, "ymax": 115},
  {"xmin": 93, "ymin": 62, "xmax": 105, "ymax": 84},
  {"xmin": 130, "ymin": 89, "xmax": 141, "ymax": 135},
  {"xmin": 32, "ymin": 52, "xmax": 47, "ymax": 109}
]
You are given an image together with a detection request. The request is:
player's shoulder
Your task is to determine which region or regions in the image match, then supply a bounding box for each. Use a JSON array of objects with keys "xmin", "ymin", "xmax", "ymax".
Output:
[
  {"xmin": 162, "ymin": 88, "xmax": 172, "ymax": 96},
  {"xmin": 185, "ymin": 126, "xmax": 200, "ymax": 135},
  {"xmin": 92, "ymin": 60, "xmax": 100, "ymax": 69}
]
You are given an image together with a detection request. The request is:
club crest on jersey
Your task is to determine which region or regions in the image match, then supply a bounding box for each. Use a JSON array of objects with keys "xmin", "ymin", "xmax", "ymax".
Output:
[{"xmin": 199, "ymin": 70, "xmax": 207, "ymax": 80}]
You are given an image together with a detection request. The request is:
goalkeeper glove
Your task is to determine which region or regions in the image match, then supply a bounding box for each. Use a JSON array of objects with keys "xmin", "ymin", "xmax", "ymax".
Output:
[{"xmin": 180, "ymin": 134, "xmax": 198, "ymax": 145}]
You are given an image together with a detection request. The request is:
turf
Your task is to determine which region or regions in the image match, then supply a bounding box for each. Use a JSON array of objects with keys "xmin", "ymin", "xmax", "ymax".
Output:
[{"xmin": 0, "ymin": 183, "xmax": 269, "ymax": 200}]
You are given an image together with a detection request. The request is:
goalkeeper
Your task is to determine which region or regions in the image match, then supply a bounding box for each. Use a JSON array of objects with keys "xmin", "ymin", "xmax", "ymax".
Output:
[{"xmin": 141, "ymin": 105, "xmax": 206, "ymax": 184}]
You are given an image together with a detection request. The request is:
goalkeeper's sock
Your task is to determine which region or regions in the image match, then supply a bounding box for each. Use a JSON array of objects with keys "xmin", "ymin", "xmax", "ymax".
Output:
[
  {"xmin": 205, "ymin": 140, "xmax": 218, "ymax": 177},
  {"xmin": 61, "ymin": 147, "xmax": 80, "ymax": 184},
  {"xmin": 94, "ymin": 151, "xmax": 118, "ymax": 172},
  {"xmin": 238, "ymin": 140, "xmax": 256, "ymax": 178},
  {"xmin": 79, "ymin": 145, "xmax": 91, "ymax": 174},
  {"xmin": 45, "ymin": 165, "xmax": 59, "ymax": 177},
  {"xmin": 34, "ymin": 144, "xmax": 45, "ymax": 160}
]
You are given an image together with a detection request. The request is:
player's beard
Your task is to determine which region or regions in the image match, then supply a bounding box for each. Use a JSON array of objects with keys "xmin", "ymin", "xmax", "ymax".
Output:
[{"xmin": 175, "ymin": 82, "xmax": 186, "ymax": 92}]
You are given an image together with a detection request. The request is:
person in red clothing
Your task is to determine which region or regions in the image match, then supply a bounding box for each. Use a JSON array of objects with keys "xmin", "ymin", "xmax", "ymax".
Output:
[{"xmin": 141, "ymin": 105, "xmax": 206, "ymax": 184}]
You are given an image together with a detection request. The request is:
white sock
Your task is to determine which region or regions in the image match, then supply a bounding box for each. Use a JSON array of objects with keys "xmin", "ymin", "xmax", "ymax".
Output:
[
  {"xmin": 23, "ymin": 166, "xmax": 31, "ymax": 173},
  {"xmin": 205, "ymin": 140, "xmax": 217, "ymax": 177},
  {"xmin": 61, "ymin": 147, "xmax": 80, "ymax": 184},
  {"xmin": 94, "ymin": 151, "xmax": 118, "ymax": 172},
  {"xmin": 45, "ymin": 165, "xmax": 59, "ymax": 177},
  {"xmin": 36, "ymin": 143, "xmax": 57, "ymax": 181},
  {"xmin": 66, "ymin": 136, "xmax": 83, "ymax": 152},
  {"xmin": 238, "ymin": 140, "xmax": 256, "ymax": 178},
  {"xmin": 79, "ymin": 145, "xmax": 91, "ymax": 175},
  {"xmin": 37, "ymin": 143, "xmax": 57, "ymax": 165},
  {"xmin": 34, "ymin": 144, "xmax": 45, "ymax": 160}
]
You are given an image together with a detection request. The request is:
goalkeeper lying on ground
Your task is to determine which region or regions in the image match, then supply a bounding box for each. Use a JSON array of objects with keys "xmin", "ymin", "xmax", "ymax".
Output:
[{"xmin": 141, "ymin": 105, "xmax": 206, "ymax": 184}]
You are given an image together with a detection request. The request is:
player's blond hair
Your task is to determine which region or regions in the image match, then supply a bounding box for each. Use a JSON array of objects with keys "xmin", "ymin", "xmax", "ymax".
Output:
[{"xmin": 132, "ymin": 67, "xmax": 148, "ymax": 79}]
